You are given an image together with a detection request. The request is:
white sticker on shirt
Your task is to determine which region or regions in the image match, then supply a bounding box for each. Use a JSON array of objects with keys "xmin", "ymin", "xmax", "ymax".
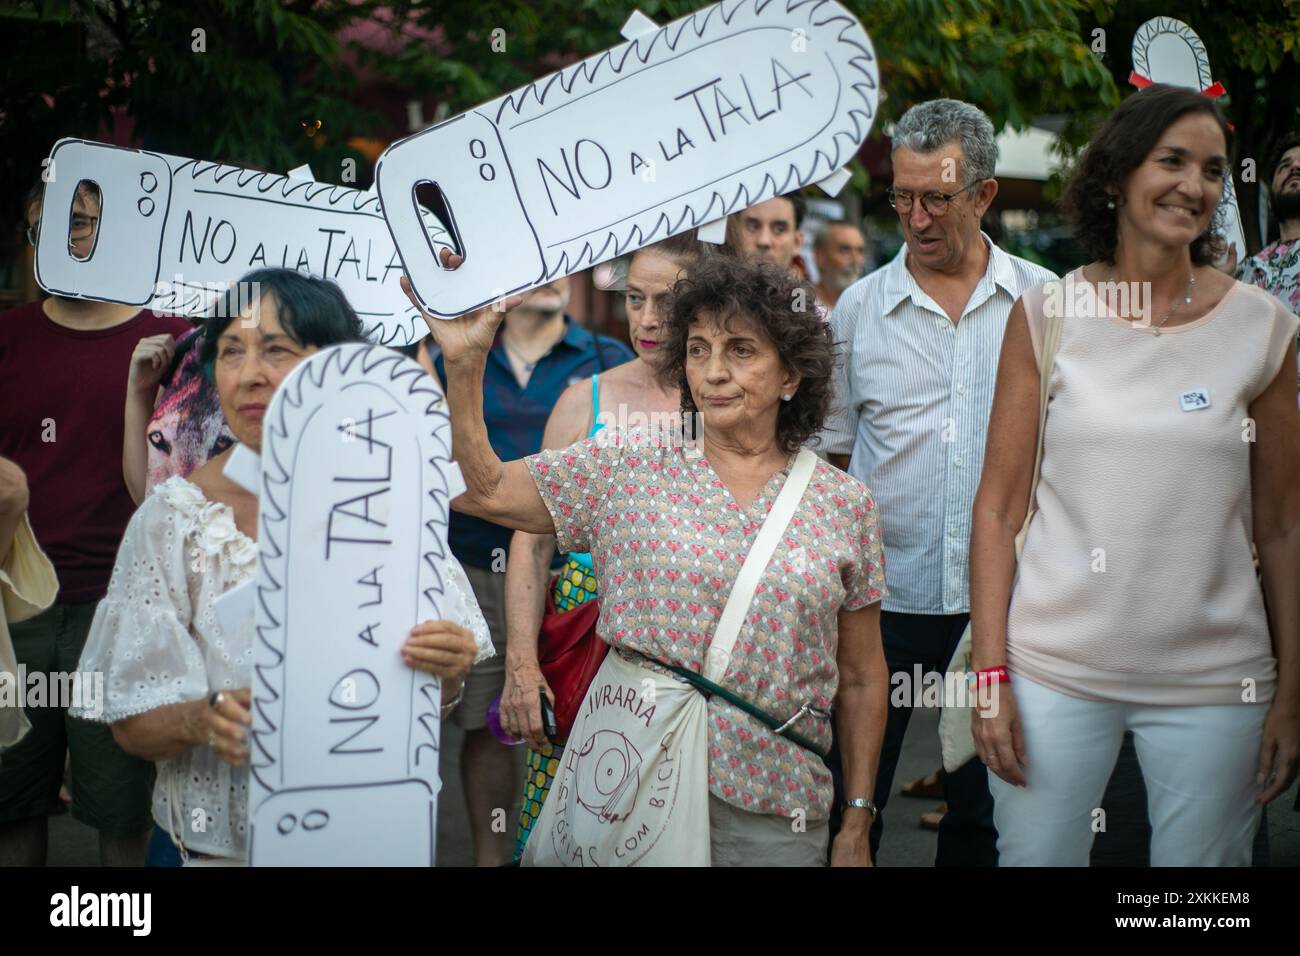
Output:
[{"xmin": 1180, "ymin": 387, "xmax": 1211, "ymax": 412}]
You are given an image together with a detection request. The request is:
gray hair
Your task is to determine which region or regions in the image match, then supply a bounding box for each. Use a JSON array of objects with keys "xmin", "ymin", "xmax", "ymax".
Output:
[
  {"xmin": 813, "ymin": 219, "xmax": 862, "ymax": 249},
  {"xmin": 891, "ymin": 99, "xmax": 998, "ymax": 183}
]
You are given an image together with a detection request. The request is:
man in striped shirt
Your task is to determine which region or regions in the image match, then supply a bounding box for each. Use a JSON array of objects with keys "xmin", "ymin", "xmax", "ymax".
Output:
[{"xmin": 821, "ymin": 99, "xmax": 1056, "ymax": 865}]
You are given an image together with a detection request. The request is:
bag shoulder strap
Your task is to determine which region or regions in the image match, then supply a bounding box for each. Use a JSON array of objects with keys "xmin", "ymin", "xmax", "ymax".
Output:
[
  {"xmin": 665, "ymin": 663, "xmax": 829, "ymax": 759},
  {"xmin": 1015, "ymin": 301, "xmax": 1064, "ymax": 558},
  {"xmin": 704, "ymin": 448, "xmax": 818, "ymax": 682}
]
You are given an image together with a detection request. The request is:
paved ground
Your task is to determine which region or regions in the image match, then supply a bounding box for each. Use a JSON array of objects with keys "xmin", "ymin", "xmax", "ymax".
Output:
[{"xmin": 44, "ymin": 706, "xmax": 1300, "ymax": 866}]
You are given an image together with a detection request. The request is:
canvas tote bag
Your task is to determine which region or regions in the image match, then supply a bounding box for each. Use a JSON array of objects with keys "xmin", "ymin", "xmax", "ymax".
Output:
[
  {"xmin": 938, "ymin": 301, "xmax": 1063, "ymax": 771},
  {"xmin": 1, "ymin": 514, "xmax": 58, "ymax": 754},
  {"xmin": 523, "ymin": 449, "xmax": 818, "ymax": 866}
]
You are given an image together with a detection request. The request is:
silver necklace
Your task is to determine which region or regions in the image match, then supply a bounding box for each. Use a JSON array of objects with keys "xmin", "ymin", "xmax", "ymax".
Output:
[
  {"xmin": 502, "ymin": 340, "xmax": 541, "ymax": 372},
  {"xmin": 501, "ymin": 335, "xmax": 555, "ymax": 372},
  {"xmin": 1149, "ymin": 270, "xmax": 1195, "ymax": 337}
]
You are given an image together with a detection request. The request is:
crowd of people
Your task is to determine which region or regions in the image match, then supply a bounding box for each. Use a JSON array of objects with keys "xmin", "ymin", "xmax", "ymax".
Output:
[{"xmin": 0, "ymin": 83, "xmax": 1297, "ymax": 867}]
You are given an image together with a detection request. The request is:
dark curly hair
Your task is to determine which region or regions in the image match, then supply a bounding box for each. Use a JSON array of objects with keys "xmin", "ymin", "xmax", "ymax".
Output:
[
  {"xmin": 1062, "ymin": 84, "xmax": 1233, "ymax": 267},
  {"xmin": 656, "ymin": 255, "xmax": 834, "ymax": 454},
  {"xmin": 1268, "ymin": 132, "xmax": 1300, "ymax": 200}
]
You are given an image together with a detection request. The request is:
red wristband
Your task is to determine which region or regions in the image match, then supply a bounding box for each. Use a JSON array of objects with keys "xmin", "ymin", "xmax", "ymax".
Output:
[{"xmin": 973, "ymin": 666, "xmax": 1010, "ymax": 686}]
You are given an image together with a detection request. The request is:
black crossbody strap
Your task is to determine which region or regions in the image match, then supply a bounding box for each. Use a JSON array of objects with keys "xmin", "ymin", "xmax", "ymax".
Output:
[{"xmin": 664, "ymin": 663, "xmax": 830, "ymax": 760}]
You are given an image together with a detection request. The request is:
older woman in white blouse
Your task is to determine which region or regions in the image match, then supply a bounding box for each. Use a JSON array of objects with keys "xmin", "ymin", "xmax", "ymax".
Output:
[{"xmin": 72, "ymin": 270, "xmax": 491, "ymax": 863}]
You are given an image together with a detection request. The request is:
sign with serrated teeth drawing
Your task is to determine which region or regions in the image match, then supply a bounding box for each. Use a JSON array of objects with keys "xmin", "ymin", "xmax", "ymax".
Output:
[
  {"xmin": 1130, "ymin": 17, "xmax": 1247, "ymax": 262},
  {"xmin": 247, "ymin": 344, "xmax": 467, "ymax": 866},
  {"xmin": 377, "ymin": 0, "xmax": 879, "ymax": 318},
  {"xmin": 35, "ymin": 139, "xmax": 444, "ymax": 345}
]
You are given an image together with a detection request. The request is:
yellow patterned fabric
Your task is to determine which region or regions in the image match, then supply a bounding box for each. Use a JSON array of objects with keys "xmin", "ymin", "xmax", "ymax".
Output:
[
  {"xmin": 514, "ymin": 742, "xmax": 564, "ymax": 860},
  {"xmin": 515, "ymin": 554, "xmax": 594, "ymax": 857},
  {"xmin": 551, "ymin": 556, "xmax": 597, "ymax": 612}
]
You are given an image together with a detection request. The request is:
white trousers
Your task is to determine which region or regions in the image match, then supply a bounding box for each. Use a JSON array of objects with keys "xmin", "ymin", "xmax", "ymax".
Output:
[{"xmin": 989, "ymin": 675, "xmax": 1266, "ymax": 866}]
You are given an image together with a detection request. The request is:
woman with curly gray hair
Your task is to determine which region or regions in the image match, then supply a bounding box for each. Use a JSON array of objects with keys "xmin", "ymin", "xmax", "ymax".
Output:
[{"xmin": 407, "ymin": 249, "xmax": 890, "ymax": 866}]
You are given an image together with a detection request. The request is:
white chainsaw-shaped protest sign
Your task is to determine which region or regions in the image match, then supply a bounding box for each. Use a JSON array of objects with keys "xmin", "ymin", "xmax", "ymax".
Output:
[
  {"xmin": 1130, "ymin": 16, "xmax": 1246, "ymax": 264},
  {"xmin": 378, "ymin": 0, "xmax": 879, "ymax": 318},
  {"xmin": 34, "ymin": 140, "xmax": 445, "ymax": 345},
  {"xmin": 234, "ymin": 344, "xmax": 467, "ymax": 865}
]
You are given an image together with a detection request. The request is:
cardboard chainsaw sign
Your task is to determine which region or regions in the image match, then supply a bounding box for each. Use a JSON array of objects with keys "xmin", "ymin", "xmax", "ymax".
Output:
[
  {"xmin": 33, "ymin": 141, "xmax": 446, "ymax": 345},
  {"xmin": 377, "ymin": 0, "xmax": 880, "ymax": 317},
  {"xmin": 34, "ymin": 2, "xmax": 878, "ymax": 324},
  {"xmin": 241, "ymin": 344, "xmax": 468, "ymax": 866},
  {"xmin": 1130, "ymin": 16, "xmax": 1247, "ymax": 263}
]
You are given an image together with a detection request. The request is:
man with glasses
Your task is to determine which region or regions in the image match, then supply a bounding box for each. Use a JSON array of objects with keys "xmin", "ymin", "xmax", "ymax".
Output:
[
  {"xmin": 821, "ymin": 99, "xmax": 1056, "ymax": 866},
  {"xmin": 0, "ymin": 178, "xmax": 189, "ymax": 866},
  {"xmin": 24, "ymin": 181, "xmax": 100, "ymax": 262}
]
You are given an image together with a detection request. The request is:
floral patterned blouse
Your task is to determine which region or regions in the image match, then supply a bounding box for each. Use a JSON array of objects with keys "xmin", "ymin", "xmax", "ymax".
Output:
[
  {"xmin": 526, "ymin": 427, "xmax": 887, "ymax": 821},
  {"xmin": 1238, "ymin": 238, "xmax": 1300, "ymax": 317}
]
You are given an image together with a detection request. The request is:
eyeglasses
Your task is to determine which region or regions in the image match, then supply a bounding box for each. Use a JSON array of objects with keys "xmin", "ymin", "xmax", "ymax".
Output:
[
  {"xmin": 26, "ymin": 215, "xmax": 98, "ymax": 247},
  {"xmin": 70, "ymin": 214, "xmax": 99, "ymax": 239},
  {"xmin": 887, "ymin": 180, "xmax": 982, "ymax": 217}
]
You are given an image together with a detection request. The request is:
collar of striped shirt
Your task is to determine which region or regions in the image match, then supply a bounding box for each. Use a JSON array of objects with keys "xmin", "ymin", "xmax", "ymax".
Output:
[
  {"xmin": 821, "ymin": 232, "xmax": 1058, "ymax": 615},
  {"xmin": 877, "ymin": 232, "xmax": 1023, "ymax": 315}
]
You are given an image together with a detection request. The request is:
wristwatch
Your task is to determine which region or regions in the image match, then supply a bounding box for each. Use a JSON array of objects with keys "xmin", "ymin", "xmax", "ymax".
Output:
[{"xmin": 843, "ymin": 798, "xmax": 878, "ymax": 820}]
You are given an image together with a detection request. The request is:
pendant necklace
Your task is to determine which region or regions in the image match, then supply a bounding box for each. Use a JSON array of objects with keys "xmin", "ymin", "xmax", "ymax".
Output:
[
  {"xmin": 503, "ymin": 344, "xmax": 538, "ymax": 372},
  {"xmin": 502, "ymin": 338, "xmax": 547, "ymax": 373},
  {"xmin": 1150, "ymin": 270, "xmax": 1195, "ymax": 337}
]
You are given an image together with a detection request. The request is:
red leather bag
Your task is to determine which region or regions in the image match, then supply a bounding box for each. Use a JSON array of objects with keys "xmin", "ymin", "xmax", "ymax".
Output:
[{"xmin": 537, "ymin": 587, "xmax": 607, "ymax": 743}]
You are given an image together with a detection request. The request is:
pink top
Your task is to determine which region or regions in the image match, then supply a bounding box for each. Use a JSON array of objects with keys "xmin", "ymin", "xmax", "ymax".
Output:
[
  {"xmin": 527, "ymin": 427, "xmax": 887, "ymax": 820},
  {"xmin": 1008, "ymin": 272, "xmax": 1298, "ymax": 705}
]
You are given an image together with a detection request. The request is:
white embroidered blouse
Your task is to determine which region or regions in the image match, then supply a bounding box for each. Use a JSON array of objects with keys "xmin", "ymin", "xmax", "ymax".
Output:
[{"xmin": 72, "ymin": 476, "xmax": 492, "ymax": 860}]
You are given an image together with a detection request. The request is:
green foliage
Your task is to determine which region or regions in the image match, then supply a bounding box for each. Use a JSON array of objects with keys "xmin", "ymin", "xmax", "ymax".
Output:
[
  {"xmin": 1080, "ymin": 0, "xmax": 1300, "ymax": 253},
  {"xmin": 1, "ymin": 0, "xmax": 1291, "ymax": 253},
  {"xmin": 1, "ymin": 0, "xmax": 379, "ymax": 217},
  {"xmin": 852, "ymin": 0, "xmax": 1118, "ymax": 136}
]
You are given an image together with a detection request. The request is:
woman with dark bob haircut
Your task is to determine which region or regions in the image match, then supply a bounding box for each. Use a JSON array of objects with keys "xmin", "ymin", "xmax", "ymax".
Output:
[
  {"xmin": 74, "ymin": 268, "xmax": 491, "ymax": 863},
  {"xmin": 971, "ymin": 84, "xmax": 1300, "ymax": 865},
  {"xmin": 407, "ymin": 246, "xmax": 889, "ymax": 866},
  {"xmin": 196, "ymin": 267, "xmax": 367, "ymax": 376}
]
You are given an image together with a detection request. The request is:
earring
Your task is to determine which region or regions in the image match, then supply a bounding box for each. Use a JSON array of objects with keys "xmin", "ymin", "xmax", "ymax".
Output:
[
  {"xmin": 1106, "ymin": 196, "xmax": 1116, "ymax": 211},
  {"xmin": 781, "ymin": 394, "xmax": 792, "ymax": 402}
]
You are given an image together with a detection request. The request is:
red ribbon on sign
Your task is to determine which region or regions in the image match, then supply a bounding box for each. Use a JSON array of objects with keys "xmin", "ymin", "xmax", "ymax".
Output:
[
  {"xmin": 1129, "ymin": 70, "xmax": 1227, "ymax": 98},
  {"xmin": 1128, "ymin": 72, "xmax": 1232, "ymax": 129}
]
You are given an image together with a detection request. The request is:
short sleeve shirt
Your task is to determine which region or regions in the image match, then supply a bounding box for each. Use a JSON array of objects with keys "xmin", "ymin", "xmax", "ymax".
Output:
[
  {"xmin": 1237, "ymin": 238, "xmax": 1300, "ymax": 316},
  {"xmin": 0, "ymin": 300, "xmax": 191, "ymax": 600},
  {"xmin": 526, "ymin": 427, "xmax": 887, "ymax": 820}
]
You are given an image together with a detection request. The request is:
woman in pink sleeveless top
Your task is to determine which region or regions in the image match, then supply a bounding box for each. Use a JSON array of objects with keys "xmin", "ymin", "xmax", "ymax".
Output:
[{"xmin": 970, "ymin": 85, "xmax": 1300, "ymax": 866}]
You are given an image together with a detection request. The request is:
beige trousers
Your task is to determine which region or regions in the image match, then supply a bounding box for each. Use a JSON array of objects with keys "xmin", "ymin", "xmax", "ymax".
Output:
[{"xmin": 707, "ymin": 795, "xmax": 828, "ymax": 867}]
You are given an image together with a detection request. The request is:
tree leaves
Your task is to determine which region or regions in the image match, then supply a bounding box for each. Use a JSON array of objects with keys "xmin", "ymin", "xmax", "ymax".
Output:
[{"xmin": 3, "ymin": 0, "xmax": 1291, "ymax": 249}]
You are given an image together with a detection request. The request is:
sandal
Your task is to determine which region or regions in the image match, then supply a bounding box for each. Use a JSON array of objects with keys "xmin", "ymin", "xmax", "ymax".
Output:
[
  {"xmin": 899, "ymin": 768, "xmax": 945, "ymax": 800},
  {"xmin": 919, "ymin": 803, "xmax": 948, "ymax": 831}
]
